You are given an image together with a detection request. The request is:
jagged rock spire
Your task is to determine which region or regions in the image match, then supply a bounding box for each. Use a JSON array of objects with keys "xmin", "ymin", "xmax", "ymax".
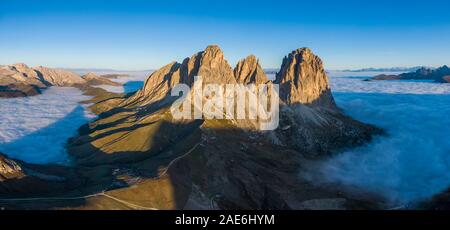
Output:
[
  {"xmin": 183, "ymin": 45, "xmax": 236, "ymax": 85},
  {"xmin": 234, "ymin": 55, "xmax": 269, "ymax": 84},
  {"xmin": 124, "ymin": 46, "xmax": 338, "ymax": 110},
  {"xmin": 275, "ymin": 48, "xmax": 336, "ymax": 108}
]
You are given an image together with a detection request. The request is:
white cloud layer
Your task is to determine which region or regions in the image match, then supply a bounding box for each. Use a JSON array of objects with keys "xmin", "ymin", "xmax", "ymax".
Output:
[
  {"xmin": 0, "ymin": 71, "xmax": 151, "ymax": 165},
  {"xmin": 0, "ymin": 87, "xmax": 94, "ymax": 164},
  {"xmin": 309, "ymin": 73, "xmax": 450, "ymax": 205}
]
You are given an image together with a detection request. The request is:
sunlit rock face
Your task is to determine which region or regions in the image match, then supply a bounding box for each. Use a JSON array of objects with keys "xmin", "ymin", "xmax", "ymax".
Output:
[
  {"xmin": 184, "ymin": 45, "xmax": 236, "ymax": 85},
  {"xmin": 234, "ymin": 55, "xmax": 269, "ymax": 85},
  {"xmin": 81, "ymin": 72, "xmax": 121, "ymax": 86},
  {"xmin": 0, "ymin": 63, "xmax": 87, "ymax": 97},
  {"xmin": 0, "ymin": 153, "xmax": 23, "ymax": 181},
  {"xmin": 0, "ymin": 63, "xmax": 47, "ymax": 87},
  {"xmin": 122, "ymin": 45, "xmax": 236, "ymax": 107},
  {"xmin": 33, "ymin": 66, "xmax": 85, "ymax": 86},
  {"xmin": 121, "ymin": 62, "xmax": 185, "ymax": 107},
  {"xmin": 0, "ymin": 63, "xmax": 85, "ymax": 87},
  {"xmin": 275, "ymin": 48, "xmax": 336, "ymax": 109}
]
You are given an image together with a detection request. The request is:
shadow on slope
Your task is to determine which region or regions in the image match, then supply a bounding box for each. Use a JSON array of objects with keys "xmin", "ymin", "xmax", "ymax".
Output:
[{"xmin": 0, "ymin": 105, "xmax": 90, "ymax": 165}]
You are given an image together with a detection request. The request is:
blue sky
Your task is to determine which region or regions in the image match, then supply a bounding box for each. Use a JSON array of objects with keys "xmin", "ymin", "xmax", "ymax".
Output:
[{"xmin": 1, "ymin": 0, "xmax": 449, "ymax": 70}]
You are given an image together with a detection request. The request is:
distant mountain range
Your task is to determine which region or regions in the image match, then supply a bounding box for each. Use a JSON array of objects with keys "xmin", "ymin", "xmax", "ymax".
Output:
[
  {"xmin": 265, "ymin": 67, "xmax": 433, "ymax": 74},
  {"xmin": 0, "ymin": 63, "xmax": 122, "ymax": 97},
  {"xmin": 263, "ymin": 68, "xmax": 279, "ymax": 74},
  {"xmin": 372, "ymin": 65, "xmax": 450, "ymax": 83},
  {"xmin": 62, "ymin": 68, "xmax": 154, "ymax": 75},
  {"xmin": 340, "ymin": 66, "xmax": 432, "ymax": 72}
]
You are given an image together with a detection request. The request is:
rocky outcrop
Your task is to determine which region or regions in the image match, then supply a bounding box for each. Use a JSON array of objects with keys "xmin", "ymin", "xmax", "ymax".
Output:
[
  {"xmin": 0, "ymin": 63, "xmax": 47, "ymax": 87},
  {"xmin": 0, "ymin": 83, "xmax": 41, "ymax": 98},
  {"xmin": 0, "ymin": 152, "xmax": 86, "ymax": 201},
  {"xmin": 121, "ymin": 62, "xmax": 184, "ymax": 107},
  {"xmin": 234, "ymin": 55, "xmax": 268, "ymax": 84},
  {"xmin": 81, "ymin": 72, "xmax": 121, "ymax": 86},
  {"xmin": 33, "ymin": 66, "xmax": 85, "ymax": 86},
  {"xmin": 372, "ymin": 74, "xmax": 400, "ymax": 80},
  {"xmin": 0, "ymin": 153, "xmax": 24, "ymax": 181},
  {"xmin": 275, "ymin": 48, "xmax": 336, "ymax": 108},
  {"xmin": 121, "ymin": 45, "xmax": 236, "ymax": 107},
  {"xmin": 373, "ymin": 65, "xmax": 450, "ymax": 83}
]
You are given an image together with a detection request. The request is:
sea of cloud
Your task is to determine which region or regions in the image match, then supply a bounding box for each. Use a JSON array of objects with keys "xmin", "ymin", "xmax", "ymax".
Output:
[
  {"xmin": 308, "ymin": 72, "xmax": 450, "ymax": 205},
  {"xmin": 0, "ymin": 71, "xmax": 151, "ymax": 165},
  {"xmin": 0, "ymin": 87, "xmax": 95, "ymax": 164}
]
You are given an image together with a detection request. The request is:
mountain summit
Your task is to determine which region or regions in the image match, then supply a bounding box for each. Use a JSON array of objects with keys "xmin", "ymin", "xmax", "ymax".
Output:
[
  {"xmin": 234, "ymin": 55, "xmax": 268, "ymax": 84},
  {"xmin": 275, "ymin": 48, "xmax": 336, "ymax": 108}
]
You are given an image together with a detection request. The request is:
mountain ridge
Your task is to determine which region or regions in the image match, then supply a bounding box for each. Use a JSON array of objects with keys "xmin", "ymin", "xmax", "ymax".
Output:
[
  {"xmin": 0, "ymin": 64, "xmax": 124, "ymax": 97},
  {"xmin": 372, "ymin": 65, "xmax": 450, "ymax": 83}
]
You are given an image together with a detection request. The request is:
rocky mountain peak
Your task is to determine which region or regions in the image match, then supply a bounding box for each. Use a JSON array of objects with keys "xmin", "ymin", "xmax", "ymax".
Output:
[
  {"xmin": 11, "ymin": 63, "xmax": 30, "ymax": 70},
  {"xmin": 234, "ymin": 55, "xmax": 269, "ymax": 84},
  {"xmin": 436, "ymin": 65, "xmax": 450, "ymax": 73},
  {"xmin": 33, "ymin": 66, "xmax": 86, "ymax": 86},
  {"xmin": 275, "ymin": 47, "xmax": 336, "ymax": 108},
  {"xmin": 202, "ymin": 45, "xmax": 224, "ymax": 61},
  {"xmin": 10, "ymin": 63, "xmax": 39, "ymax": 78},
  {"xmin": 189, "ymin": 45, "xmax": 235, "ymax": 85},
  {"xmin": 81, "ymin": 72, "xmax": 99, "ymax": 79},
  {"xmin": 122, "ymin": 45, "xmax": 235, "ymax": 107}
]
